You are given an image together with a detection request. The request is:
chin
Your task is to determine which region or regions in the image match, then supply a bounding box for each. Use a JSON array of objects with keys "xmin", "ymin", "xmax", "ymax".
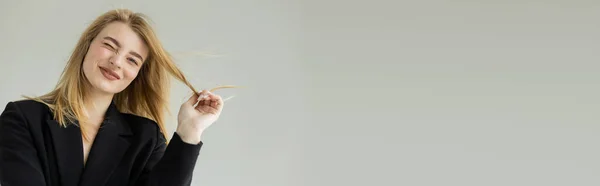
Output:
[
  {"xmin": 94, "ymin": 84, "xmax": 121, "ymax": 95},
  {"xmin": 90, "ymin": 77, "xmax": 125, "ymax": 94}
]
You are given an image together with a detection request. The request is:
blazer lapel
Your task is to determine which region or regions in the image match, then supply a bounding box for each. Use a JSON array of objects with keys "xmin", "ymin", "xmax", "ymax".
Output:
[
  {"xmin": 47, "ymin": 119, "xmax": 84, "ymax": 186},
  {"xmin": 78, "ymin": 102, "xmax": 133, "ymax": 186}
]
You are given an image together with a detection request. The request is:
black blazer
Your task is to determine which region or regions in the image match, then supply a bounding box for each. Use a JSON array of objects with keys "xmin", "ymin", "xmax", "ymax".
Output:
[{"xmin": 0, "ymin": 99, "xmax": 204, "ymax": 186}]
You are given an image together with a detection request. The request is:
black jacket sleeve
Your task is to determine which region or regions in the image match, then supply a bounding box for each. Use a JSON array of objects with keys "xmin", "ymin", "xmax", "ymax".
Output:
[
  {"xmin": 0, "ymin": 102, "xmax": 47, "ymax": 186},
  {"xmin": 134, "ymin": 130, "xmax": 203, "ymax": 186}
]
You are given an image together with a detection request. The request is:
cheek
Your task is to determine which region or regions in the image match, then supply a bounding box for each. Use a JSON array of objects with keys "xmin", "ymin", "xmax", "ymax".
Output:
[
  {"xmin": 122, "ymin": 68, "xmax": 140, "ymax": 82},
  {"xmin": 94, "ymin": 46, "xmax": 113, "ymax": 58},
  {"xmin": 83, "ymin": 46, "xmax": 111, "ymax": 66}
]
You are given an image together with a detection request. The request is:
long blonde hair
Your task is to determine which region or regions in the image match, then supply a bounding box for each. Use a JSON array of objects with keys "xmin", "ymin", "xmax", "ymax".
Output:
[{"xmin": 27, "ymin": 9, "xmax": 202, "ymax": 142}]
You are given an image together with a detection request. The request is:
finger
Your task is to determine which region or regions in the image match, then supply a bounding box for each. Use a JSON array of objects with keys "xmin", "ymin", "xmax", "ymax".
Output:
[
  {"xmin": 196, "ymin": 90, "xmax": 210, "ymax": 100},
  {"xmin": 203, "ymin": 105, "xmax": 219, "ymax": 114},
  {"xmin": 195, "ymin": 101, "xmax": 209, "ymax": 113},
  {"xmin": 215, "ymin": 94, "xmax": 224, "ymax": 110},
  {"xmin": 195, "ymin": 90, "xmax": 223, "ymax": 113},
  {"xmin": 196, "ymin": 99, "xmax": 216, "ymax": 113},
  {"xmin": 203, "ymin": 92, "xmax": 222, "ymax": 106},
  {"xmin": 200, "ymin": 99, "xmax": 216, "ymax": 110},
  {"xmin": 185, "ymin": 92, "xmax": 200, "ymax": 105},
  {"xmin": 196, "ymin": 104, "xmax": 218, "ymax": 114},
  {"xmin": 199, "ymin": 99, "xmax": 210, "ymax": 108},
  {"xmin": 198, "ymin": 99, "xmax": 206, "ymax": 107},
  {"xmin": 204, "ymin": 93, "xmax": 219, "ymax": 105}
]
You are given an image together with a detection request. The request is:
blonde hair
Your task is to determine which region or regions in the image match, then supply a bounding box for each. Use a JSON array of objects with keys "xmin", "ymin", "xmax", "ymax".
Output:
[{"xmin": 26, "ymin": 9, "xmax": 210, "ymax": 141}]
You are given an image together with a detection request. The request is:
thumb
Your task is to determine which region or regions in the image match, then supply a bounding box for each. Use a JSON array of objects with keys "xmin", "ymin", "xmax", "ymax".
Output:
[{"xmin": 184, "ymin": 92, "xmax": 199, "ymax": 106}]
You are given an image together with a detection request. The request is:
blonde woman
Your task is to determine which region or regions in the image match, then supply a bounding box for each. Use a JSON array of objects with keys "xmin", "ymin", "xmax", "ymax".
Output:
[{"xmin": 0, "ymin": 9, "xmax": 225, "ymax": 186}]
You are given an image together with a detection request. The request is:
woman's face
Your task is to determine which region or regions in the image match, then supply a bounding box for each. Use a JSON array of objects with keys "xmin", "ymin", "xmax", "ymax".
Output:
[{"xmin": 82, "ymin": 22, "xmax": 149, "ymax": 95}]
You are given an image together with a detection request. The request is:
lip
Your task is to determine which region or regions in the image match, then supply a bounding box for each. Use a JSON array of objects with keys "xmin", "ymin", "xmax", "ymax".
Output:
[{"xmin": 99, "ymin": 66, "xmax": 121, "ymax": 80}]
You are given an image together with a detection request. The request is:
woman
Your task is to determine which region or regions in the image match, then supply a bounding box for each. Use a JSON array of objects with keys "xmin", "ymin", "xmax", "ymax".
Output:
[{"xmin": 0, "ymin": 9, "xmax": 227, "ymax": 186}]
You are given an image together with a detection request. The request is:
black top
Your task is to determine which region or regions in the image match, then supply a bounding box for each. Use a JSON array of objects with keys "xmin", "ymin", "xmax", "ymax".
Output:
[{"xmin": 0, "ymin": 99, "xmax": 203, "ymax": 186}]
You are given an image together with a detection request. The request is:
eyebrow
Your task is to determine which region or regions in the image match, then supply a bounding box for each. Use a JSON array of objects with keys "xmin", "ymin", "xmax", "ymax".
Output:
[{"xmin": 103, "ymin": 36, "xmax": 145, "ymax": 62}]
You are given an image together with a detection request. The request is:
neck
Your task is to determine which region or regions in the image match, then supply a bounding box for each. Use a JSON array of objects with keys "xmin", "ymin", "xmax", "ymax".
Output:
[{"xmin": 83, "ymin": 89, "xmax": 114, "ymax": 126}]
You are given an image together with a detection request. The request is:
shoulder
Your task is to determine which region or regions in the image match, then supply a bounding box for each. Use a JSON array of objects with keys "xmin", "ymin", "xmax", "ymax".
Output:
[
  {"xmin": 1, "ymin": 99, "xmax": 52, "ymax": 119},
  {"xmin": 4, "ymin": 99, "xmax": 50, "ymax": 111},
  {"xmin": 0, "ymin": 99, "xmax": 53, "ymax": 133}
]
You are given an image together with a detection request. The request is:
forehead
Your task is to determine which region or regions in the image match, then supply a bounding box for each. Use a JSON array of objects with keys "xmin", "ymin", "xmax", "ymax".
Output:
[{"xmin": 96, "ymin": 22, "xmax": 149, "ymax": 58}]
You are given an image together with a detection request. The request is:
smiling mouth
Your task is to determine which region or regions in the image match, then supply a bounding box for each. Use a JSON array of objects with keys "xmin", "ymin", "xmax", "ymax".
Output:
[{"xmin": 99, "ymin": 67, "xmax": 121, "ymax": 80}]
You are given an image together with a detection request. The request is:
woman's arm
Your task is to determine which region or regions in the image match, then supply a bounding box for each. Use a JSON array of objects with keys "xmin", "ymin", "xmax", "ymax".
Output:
[
  {"xmin": 135, "ymin": 90, "xmax": 223, "ymax": 186},
  {"xmin": 0, "ymin": 102, "xmax": 47, "ymax": 186},
  {"xmin": 134, "ymin": 131, "xmax": 203, "ymax": 186}
]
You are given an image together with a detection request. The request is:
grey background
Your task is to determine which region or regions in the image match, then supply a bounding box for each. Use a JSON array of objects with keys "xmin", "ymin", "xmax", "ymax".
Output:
[{"xmin": 1, "ymin": 0, "xmax": 599, "ymax": 185}]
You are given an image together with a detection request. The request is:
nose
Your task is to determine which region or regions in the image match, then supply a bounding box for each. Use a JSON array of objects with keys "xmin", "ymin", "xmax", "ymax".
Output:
[{"xmin": 108, "ymin": 56, "xmax": 122, "ymax": 69}]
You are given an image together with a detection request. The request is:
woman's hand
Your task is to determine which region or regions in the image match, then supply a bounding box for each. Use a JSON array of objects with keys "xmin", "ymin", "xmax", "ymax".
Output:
[{"xmin": 176, "ymin": 90, "xmax": 223, "ymax": 144}]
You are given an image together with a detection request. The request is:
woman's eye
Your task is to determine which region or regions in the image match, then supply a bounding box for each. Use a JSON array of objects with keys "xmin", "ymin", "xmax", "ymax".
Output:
[
  {"xmin": 103, "ymin": 43, "xmax": 115, "ymax": 50},
  {"xmin": 128, "ymin": 58, "xmax": 138, "ymax": 65}
]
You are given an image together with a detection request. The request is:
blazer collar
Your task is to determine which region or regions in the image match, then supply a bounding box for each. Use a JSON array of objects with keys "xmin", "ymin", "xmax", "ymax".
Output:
[{"xmin": 47, "ymin": 100, "xmax": 133, "ymax": 186}]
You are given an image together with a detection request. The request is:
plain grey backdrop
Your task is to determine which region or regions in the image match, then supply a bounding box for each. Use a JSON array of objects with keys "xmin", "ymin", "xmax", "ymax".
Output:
[{"xmin": 1, "ymin": 0, "xmax": 599, "ymax": 185}]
